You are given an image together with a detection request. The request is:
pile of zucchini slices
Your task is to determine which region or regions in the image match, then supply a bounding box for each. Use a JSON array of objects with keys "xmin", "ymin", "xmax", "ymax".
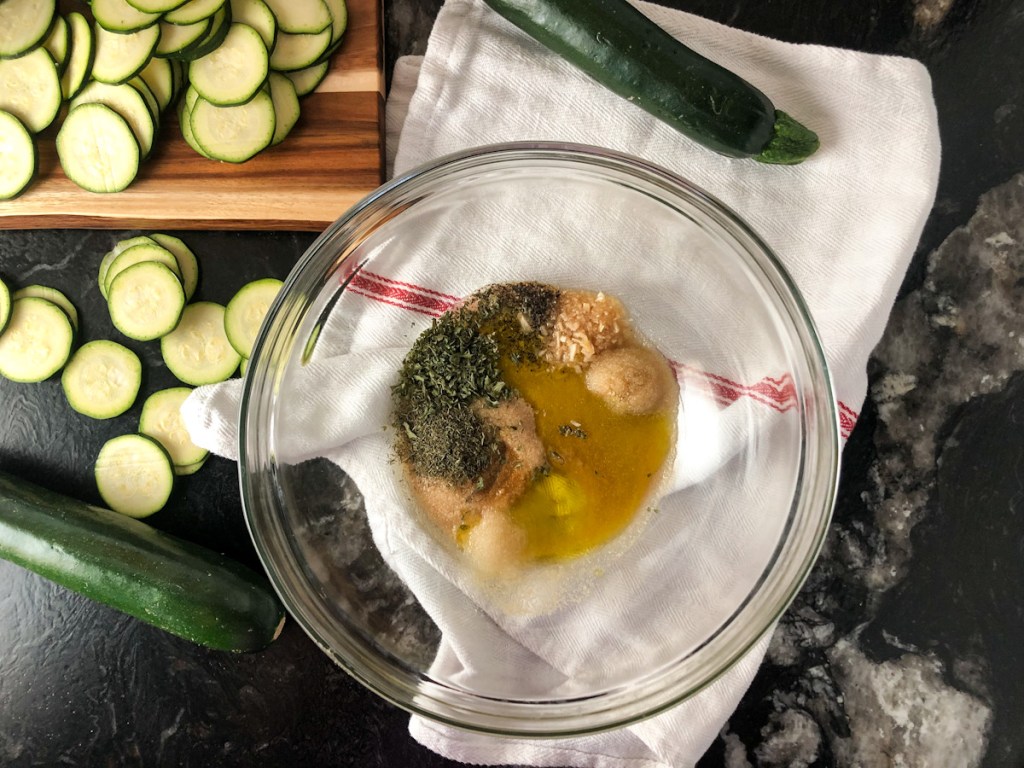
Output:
[
  {"xmin": 0, "ymin": 0, "xmax": 347, "ymax": 198},
  {"xmin": 0, "ymin": 234, "xmax": 282, "ymax": 519}
]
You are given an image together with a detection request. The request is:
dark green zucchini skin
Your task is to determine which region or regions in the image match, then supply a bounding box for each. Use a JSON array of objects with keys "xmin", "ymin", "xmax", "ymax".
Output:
[
  {"xmin": 482, "ymin": 0, "xmax": 819, "ymax": 164},
  {"xmin": 0, "ymin": 470, "xmax": 285, "ymax": 653}
]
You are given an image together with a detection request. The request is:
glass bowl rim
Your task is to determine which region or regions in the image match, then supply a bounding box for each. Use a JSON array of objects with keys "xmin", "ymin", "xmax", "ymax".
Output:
[{"xmin": 238, "ymin": 140, "xmax": 842, "ymax": 737}]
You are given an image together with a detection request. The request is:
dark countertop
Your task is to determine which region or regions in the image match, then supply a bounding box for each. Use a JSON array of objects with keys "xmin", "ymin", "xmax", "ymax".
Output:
[{"xmin": 2, "ymin": 1, "xmax": 1023, "ymax": 766}]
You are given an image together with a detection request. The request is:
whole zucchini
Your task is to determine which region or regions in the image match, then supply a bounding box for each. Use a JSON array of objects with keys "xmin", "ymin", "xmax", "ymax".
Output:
[
  {"xmin": 0, "ymin": 470, "xmax": 285, "ymax": 653},
  {"xmin": 482, "ymin": 0, "xmax": 819, "ymax": 164}
]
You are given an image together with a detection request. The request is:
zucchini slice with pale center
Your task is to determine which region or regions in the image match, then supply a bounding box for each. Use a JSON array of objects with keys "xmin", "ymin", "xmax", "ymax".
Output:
[
  {"xmin": 61, "ymin": 340, "xmax": 142, "ymax": 419},
  {"xmin": 269, "ymin": 26, "xmax": 332, "ymax": 72},
  {"xmin": 107, "ymin": 261, "xmax": 186, "ymax": 341},
  {"xmin": 283, "ymin": 61, "xmax": 329, "ymax": 97},
  {"xmin": 230, "ymin": 0, "xmax": 277, "ymax": 50},
  {"xmin": 91, "ymin": 21, "xmax": 160, "ymax": 84},
  {"xmin": 60, "ymin": 12, "xmax": 95, "ymax": 101},
  {"xmin": 129, "ymin": 75, "xmax": 162, "ymax": 124},
  {"xmin": 0, "ymin": 47, "xmax": 62, "ymax": 134},
  {"xmin": 189, "ymin": 90, "xmax": 275, "ymax": 163},
  {"xmin": 57, "ymin": 103, "xmax": 140, "ymax": 193},
  {"xmin": 178, "ymin": 89, "xmax": 213, "ymax": 158},
  {"xmin": 43, "ymin": 15, "xmax": 70, "ymax": 75},
  {"xmin": 0, "ymin": 297, "xmax": 74, "ymax": 383},
  {"xmin": 126, "ymin": 0, "xmax": 190, "ymax": 12},
  {"xmin": 138, "ymin": 57, "xmax": 175, "ymax": 112},
  {"xmin": 13, "ymin": 285, "xmax": 78, "ymax": 333},
  {"xmin": 72, "ymin": 80, "xmax": 157, "ymax": 158},
  {"xmin": 264, "ymin": 0, "xmax": 331, "ymax": 35},
  {"xmin": 139, "ymin": 386, "xmax": 209, "ymax": 469},
  {"xmin": 92, "ymin": 0, "xmax": 162, "ymax": 34},
  {"xmin": 0, "ymin": 279, "xmax": 11, "ymax": 335},
  {"xmin": 0, "ymin": 0, "xmax": 57, "ymax": 59},
  {"xmin": 155, "ymin": 16, "xmax": 212, "ymax": 58},
  {"xmin": 179, "ymin": 5, "xmax": 233, "ymax": 61},
  {"xmin": 98, "ymin": 235, "xmax": 158, "ymax": 298},
  {"xmin": 94, "ymin": 433, "xmax": 175, "ymax": 518},
  {"xmin": 104, "ymin": 241, "xmax": 182, "ymax": 293},
  {"xmin": 164, "ymin": 0, "xmax": 228, "ymax": 26},
  {"xmin": 267, "ymin": 72, "xmax": 300, "ymax": 146},
  {"xmin": 189, "ymin": 22, "xmax": 268, "ymax": 107},
  {"xmin": 149, "ymin": 233, "xmax": 200, "ymax": 301},
  {"xmin": 223, "ymin": 277, "xmax": 283, "ymax": 358},
  {"xmin": 0, "ymin": 110, "xmax": 36, "ymax": 201},
  {"xmin": 161, "ymin": 301, "xmax": 241, "ymax": 385}
]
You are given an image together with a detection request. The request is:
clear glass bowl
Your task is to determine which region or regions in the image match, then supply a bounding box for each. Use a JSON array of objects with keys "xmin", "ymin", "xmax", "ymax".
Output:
[{"xmin": 239, "ymin": 143, "xmax": 840, "ymax": 736}]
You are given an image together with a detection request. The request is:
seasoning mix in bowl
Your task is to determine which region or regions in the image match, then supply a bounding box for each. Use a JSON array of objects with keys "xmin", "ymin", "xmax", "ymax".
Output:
[
  {"xmin": 239, "ymin": 143, "xmax": 840, "ymax": 735},
  {"xmin": 392, "ymin": 281, "xmax": 678, "ymax": 578}
]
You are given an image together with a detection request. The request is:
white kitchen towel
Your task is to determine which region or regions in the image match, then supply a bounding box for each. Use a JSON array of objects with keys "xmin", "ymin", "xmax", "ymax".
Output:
[{"xmin": 183, "ymin": 1, "xmax": 940, "ymax": 766}]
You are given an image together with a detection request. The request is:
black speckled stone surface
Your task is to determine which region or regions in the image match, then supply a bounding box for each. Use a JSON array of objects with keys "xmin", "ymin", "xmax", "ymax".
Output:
[{"xmin": 2, "ymin": 1, "xmax": 1024, "ymax": 766}]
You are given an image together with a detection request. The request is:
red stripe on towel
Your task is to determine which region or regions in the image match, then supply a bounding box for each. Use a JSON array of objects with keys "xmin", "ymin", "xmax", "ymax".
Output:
[{"xmin": 342, "ymin": 272, "xmax": 859, "ymax": 438}]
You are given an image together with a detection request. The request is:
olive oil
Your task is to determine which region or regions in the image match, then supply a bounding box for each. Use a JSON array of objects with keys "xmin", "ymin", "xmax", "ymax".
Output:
[{"xmin": 500, "ymin": 360, "xmax": 674, "ymax": 561}]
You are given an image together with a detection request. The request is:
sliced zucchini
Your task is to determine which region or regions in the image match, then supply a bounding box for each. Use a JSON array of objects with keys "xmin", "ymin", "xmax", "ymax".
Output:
[
  {"xmin": 325, "ymin": 0, "xmax": 348, "ymax": 42},
  {"xmin": 126, "ymin": 0, "xmax": 189, "ymax": 12},
  {"xmin": 264, "ymin": 0, "xmax": 331, "ymax": 35},
  {"xmin": 43, "ymin": 15, "xmax": 70, "ymax": 75},
  {"xmin": 189, "ymin": 90, "xmax": 275, "ymax": 163},
  {"xmin": 91, "ymin": 21, "xmax": 160, "ymax": 84},
  {"xmin": 60, "ymin": 12, "xmax": 95, "ymax": 101},
  {"xmin": 178, "ymin": 4, "xmax": 232, "ymax": 60},
  {"xmin": 155, "ymin": 17, "xmax": 211, "ymax": 58},
  {"xmin": 268, "ymin": 27, "xmax": 332, "ymax": 72},
  {"xmin": 177, "ymin": 88, "xmax": 212, "ymax": 158},
  {"xmin": 169, "ymin": 59, "xmax": 188, "ymax": 101},
  {"xmin": 92, "ymin": 0, "xmax": 162, "ymax": 33},
  {"xmin": 229, "ymin": 0, "xmax": 277, "ymax": 50},
  {"xmin": 104, "ymin": 241, "xmax": 182, "ymax": 293},
  {"xmin": 0, "ymin": 110, "xmax": 36, "ymax": 201},
  {"xmin": 283, "ymin": 61, "xmax": 328, "ymax": 97},
  {"xmin": 0, "ymin": 47, "xmax": 62, "ymax": 134},
  {"xmin": 139, "ymin": 387, "xmax": 209, "ymax": 468},
  {"xmin": 223, "ymin": 277, "xmax": 282, "ymax": 357},
  {"xmin": 98, "ymin": 235, "xmax": 158, "ymax": 299},
  {"xmin": 189, "ymin": 23, "xmax": 268, "ymax": 107},
  {"xmin": 0, "ymin": 297, "xmax": 74, "ymax": 383},
  {"xmin": 13, "ymin": 285, "xmax": 78, "ymax": 333},
  {"xmin": 161, "ymin": 301, "xmax": 241, "ymax": 385},
  {"xmin": 138, "ymin": 57, "xmax": 175, "ymax": 112},
  {"xmin": 61, "ymin": 340, "xmax": 142, "ymax": 419},
  {"xmin": 57, "ymin": 103, "xmax": 140, "ymax": 193},
  {"xmin": 128, "ymin": 75, "xmax": 161, "ymax": 124},
  {"xmin": 0, "ymin": 0, "xmax": 57, "ymax": 59},
  {"xmin": 95, "ymin": 433, "xmax": 175, "ymax": 518},
  {"xmin": 173, "ymin": 455, "xmax": 208, "ymax": 475},
  {"xmin": 164, "ymin": 0, "xmax": 227, "ymax": 25},
  {"xmin": 149, "ymin": 233, "xmax": 200, "ymax": 300},
  {"xmin": 267, "ymin": 72, "xmax": 300, "ymax": 146},
  {"xmin": 0, "ymin": 279, "xmax": 10, "ymax": 335},
  {"xmin": 311, "ymin": 0, "xmax": 347, "ymax": 65},
  {"xmin": 107, "ymin": 261, "xmax": 186, "ymax": 341},
  {"xmin": 72, "ymin": 80, "xmax": 157, "ymax": 158}
]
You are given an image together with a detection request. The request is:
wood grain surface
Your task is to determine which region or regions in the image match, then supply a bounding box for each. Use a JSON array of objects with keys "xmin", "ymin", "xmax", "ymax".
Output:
[{"xmin": 0, "ymin": 0, "xmax": 384, "ymax": 232}]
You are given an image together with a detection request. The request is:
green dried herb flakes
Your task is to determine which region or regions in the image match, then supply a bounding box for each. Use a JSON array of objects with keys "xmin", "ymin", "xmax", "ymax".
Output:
[
  {"xmin": 558, "ymin": 423, "xmax": 588, "ymax": 439},
  {"xmin": 392, "ymin": 282, "xmax": 561, "ymax": 486}
]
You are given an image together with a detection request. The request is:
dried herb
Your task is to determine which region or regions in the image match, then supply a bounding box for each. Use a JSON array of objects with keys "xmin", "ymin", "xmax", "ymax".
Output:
[
  {"xmin": 392, "ymin": 282, "xmax": 560, "ymax": 486},
  {"xmin": 558, "ymin": 423, "xmax": 588, "ymax": 439}
]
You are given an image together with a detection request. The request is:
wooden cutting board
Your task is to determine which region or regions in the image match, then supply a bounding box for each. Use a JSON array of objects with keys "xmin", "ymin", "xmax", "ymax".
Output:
[{"xmin": 0, "ymin": 0, "xmax": 384, "ymax": 232}]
